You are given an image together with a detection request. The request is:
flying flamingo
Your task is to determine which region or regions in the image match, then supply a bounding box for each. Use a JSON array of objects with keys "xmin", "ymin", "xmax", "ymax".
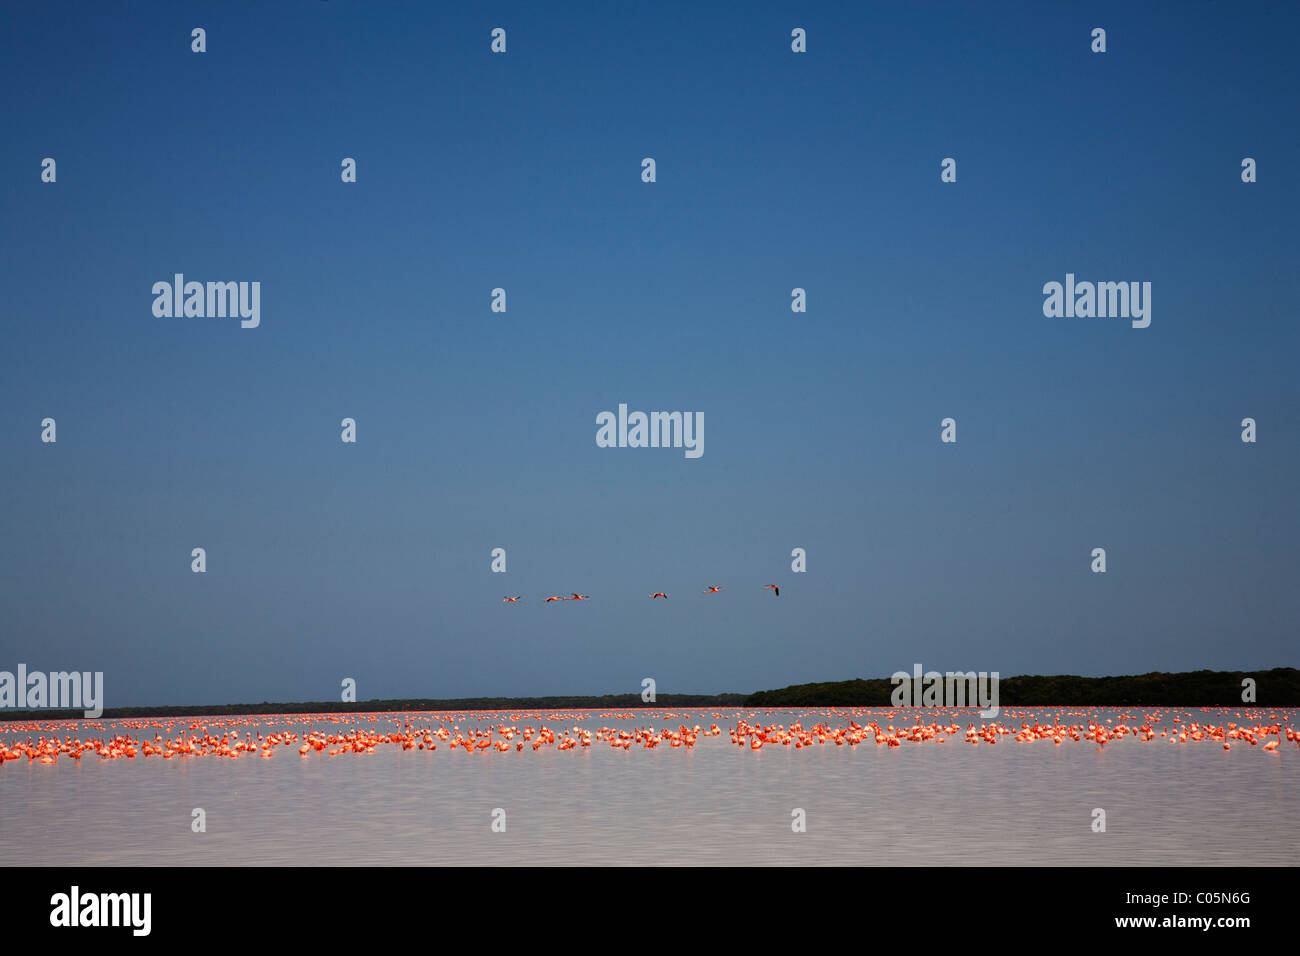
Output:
[
  {"xmin": 567, "ymin": 593, "xmax": 589, "ymax": 601},
  {"xmin": 764, "ymin": 584, "xmax": 780, "ymax": 597},
  {"xmin": 543, "ymin": 595, "xmax": 565, "ymax": 602},
  {"xmin": 649, "ymin": 592, "xmax": 669, "ymax": 599},
  {"xmin": 703, "ymin": 586, "xmax": 723, "ymax": 594},
  {"xmin": 503, "ymin": 596, "xmax": 521, "ymax": 602}
]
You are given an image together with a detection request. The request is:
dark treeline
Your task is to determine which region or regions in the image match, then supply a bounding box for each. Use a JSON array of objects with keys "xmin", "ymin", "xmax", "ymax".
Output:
[
  {"xmin": 2, "ymin": 669, "xmax": 1296, "ymax": 721},
  {"xmin": 0, "ymin": 693, "xmax": 749, "ymax": 722},
  {"xmin": 745, "ymin": 668, "xmax": 1300, "ymax": 707}
]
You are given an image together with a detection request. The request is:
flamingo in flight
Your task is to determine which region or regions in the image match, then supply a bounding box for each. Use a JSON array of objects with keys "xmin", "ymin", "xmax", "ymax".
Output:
[
  {"xmin": 503, "ymin": 596, "xmax": 521, "ymax": 603},
  {"xmin": 703, "ymin": 586, "xmax": 723, "ymax": 594},
  {"xmin": 567, "ymin": 593, "xmax": 589, "ymax": 601},
  {"xmin": 543, "ymin": 595, "xmax": 565, "ymax": 602},
  {"xmin": 764, "ymin": 584, "xmax": 780, "ymax": 597},
  {"xmin": 649, "ymin": 592, "xmax": 669, "ymax": 599}
]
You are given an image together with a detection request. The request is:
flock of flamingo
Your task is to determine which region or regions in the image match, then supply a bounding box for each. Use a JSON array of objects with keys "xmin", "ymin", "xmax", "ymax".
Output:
[
  {"xmin": 1, "ymin": 709, "xmax": 1294, "ymax": 764},
  {"xmin": 505, "ymin": 585, "xmax": 778, "ymax": 602}
]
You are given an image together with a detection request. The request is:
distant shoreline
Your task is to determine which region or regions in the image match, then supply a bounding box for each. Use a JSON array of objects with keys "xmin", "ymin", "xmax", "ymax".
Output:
[{"xmin": 1, "ymin": 668, "xmax": 1296, "ymax": 721}]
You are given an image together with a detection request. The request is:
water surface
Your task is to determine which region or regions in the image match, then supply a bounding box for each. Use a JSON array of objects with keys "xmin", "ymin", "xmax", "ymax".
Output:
[{"xmin": 1, "ymin": 707, "xmax": 1294, "ymax": 865}]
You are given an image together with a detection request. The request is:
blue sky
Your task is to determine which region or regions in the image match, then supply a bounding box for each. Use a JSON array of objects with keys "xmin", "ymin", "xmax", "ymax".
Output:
[{"xmin": 2, "ymin": 2, "xmax": 1297, "ymax": 706}]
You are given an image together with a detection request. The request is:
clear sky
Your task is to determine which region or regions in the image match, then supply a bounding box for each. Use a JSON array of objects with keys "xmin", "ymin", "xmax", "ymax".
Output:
[{"xmin": 2, "ymin": 1, "xmax": 1297, "ymax": 707}]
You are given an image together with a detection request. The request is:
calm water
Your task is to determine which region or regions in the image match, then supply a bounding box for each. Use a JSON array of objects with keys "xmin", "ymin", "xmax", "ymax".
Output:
[{"xmin": 1, "ymin": 707, "xmax": 1295, "ymax": 865}]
